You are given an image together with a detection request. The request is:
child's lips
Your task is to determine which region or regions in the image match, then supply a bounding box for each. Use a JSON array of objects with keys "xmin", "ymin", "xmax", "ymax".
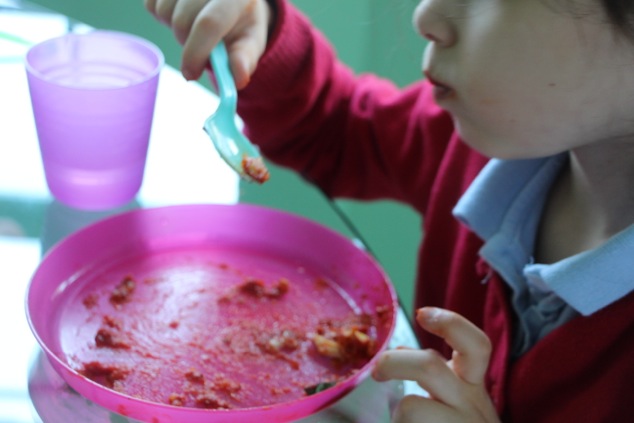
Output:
[{"xmin": 424, "ymin": 71, "xmax": 454, "ymax": 100}]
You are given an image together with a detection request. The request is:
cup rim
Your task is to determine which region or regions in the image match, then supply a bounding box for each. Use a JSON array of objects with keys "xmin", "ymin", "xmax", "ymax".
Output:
[{"xmin": 25, "ymin": 29, "xmax": 165, "ymax": 89}]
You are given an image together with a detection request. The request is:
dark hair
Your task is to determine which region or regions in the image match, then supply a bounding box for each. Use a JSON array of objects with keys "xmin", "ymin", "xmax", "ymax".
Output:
[{"xmin": 603, "ymin": 0, "xmax": 634, "ymax": 40}]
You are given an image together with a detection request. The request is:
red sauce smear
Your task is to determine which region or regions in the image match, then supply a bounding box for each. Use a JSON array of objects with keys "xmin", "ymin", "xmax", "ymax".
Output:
[
  {"xmin": 241, "ymin": 156, "xmax": 270, "ymax": 184},
  {"xmin": 79, "ymin": 361, "xmax": 129, "ymax": 389},
  {"xmin": 185, "ymin": 368, "xmax": 205, "ymax": 384},
  {"xmin": 170, "ymin": 372, "xmax": 240, "ymax": 409},
  {"xmin": 256, "ymin": 329, "xmax": 303, "ymax": 370},
  {"xmin": 95, "ymin": 328, "xmax": 131, "ymax": 350},
  {"xmin": 195, "ymin": 393, "xmax": 229, "ymax": 410},
  {"xmin": 71, "ymin": 263, "xmax": 391, "ymax": 410},
  {"xmin": 238, "ymin": 277, "xmax": 290, "ymax": 299},
  {"xmin": 109, "ymin": 276, "xmax": 136, "ymax": 306},
  {"xmin": 82, "ymin": 294, "xmax": 98, "ymax": 309}
]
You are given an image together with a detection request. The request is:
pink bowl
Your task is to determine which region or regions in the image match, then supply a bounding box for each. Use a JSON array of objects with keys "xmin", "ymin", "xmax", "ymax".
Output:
[{"xmin": 26, "ymin": 204, "xmax": 397, "ymax": 422}]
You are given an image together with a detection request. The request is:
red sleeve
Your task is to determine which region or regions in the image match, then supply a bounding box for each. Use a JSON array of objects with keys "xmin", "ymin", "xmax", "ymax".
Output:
[{"xmin": 237, "ymin": 0, "xmax": 455, "ymax": 214}]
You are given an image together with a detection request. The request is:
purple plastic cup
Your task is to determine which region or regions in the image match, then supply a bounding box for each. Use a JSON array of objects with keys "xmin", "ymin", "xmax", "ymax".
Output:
[{"xmin": 25, "ymin": 30, "xmax": 164, "ymax": 210}]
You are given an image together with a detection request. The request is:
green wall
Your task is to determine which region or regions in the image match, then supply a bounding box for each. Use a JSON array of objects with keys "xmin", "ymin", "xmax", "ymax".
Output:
[
  {"xmin": 292, "ymin": 0, "xmax": 424, "ymax": 87},
  {"xmin": 29, "ymin": 0, "xmax": 425, "ymax": 317},
  {"xmin": 30, "ymin": 0, "xmax": 424, "ymax": 86}
]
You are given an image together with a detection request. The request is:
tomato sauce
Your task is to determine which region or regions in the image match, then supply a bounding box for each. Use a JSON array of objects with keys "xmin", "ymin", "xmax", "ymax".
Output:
[{"xmin": 241, "ymin": 156, "xmax": 270, "ymax": 184}]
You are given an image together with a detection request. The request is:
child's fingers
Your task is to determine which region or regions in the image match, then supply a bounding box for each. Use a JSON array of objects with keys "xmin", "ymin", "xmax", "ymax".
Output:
[
  {"xmin": 372, "ymin": 348, "xmax": 465, "ymax": 407},
  {"xmin": 180, "ymin": 0, "xmax": 238, "ymax": 79},
  {"xmin": 416, "ymin": 307, "xmax": 491, "ymax": 385},
  {"xmin": 171, "ymin": 0, "xmax": 212, "ymax": 45},
  {"xmin": 181, "ymin": 0, "xmax": 267, "ymax": 83},
  {"xmin": 144, "ymin": 0, "xmax": 160, "ymax": 19},
  {"xmin": 391, "ymin": 394, "xmax": 452, "ymax": 423}
]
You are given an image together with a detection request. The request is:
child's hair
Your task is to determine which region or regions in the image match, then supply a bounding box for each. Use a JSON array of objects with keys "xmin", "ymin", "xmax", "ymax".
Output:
[{"xmin": 603, "ymin": 0, "xmax": 634, "ymax": 39}]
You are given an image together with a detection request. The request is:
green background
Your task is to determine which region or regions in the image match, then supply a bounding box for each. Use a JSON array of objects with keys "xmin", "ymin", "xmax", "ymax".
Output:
[{"xmin": 29, "ymin": 0, "xmax": 426, "ymax": 317}]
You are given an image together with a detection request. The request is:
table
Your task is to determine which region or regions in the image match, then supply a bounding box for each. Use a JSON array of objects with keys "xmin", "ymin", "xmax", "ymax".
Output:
[{"xmin": 0, "ymin": 1, "xmax": 423, "ymax": 422}]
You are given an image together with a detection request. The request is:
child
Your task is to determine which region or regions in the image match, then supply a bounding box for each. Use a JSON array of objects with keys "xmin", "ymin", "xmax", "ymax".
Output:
[{"xmin": 145, "ymin": 0, "xmax": 634, "ymax": 421}]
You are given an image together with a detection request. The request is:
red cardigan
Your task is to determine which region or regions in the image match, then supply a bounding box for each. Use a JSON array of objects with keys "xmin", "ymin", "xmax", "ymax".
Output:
[{"xmin": 236, "ymin": 1, "xmax": 634, "ymax": 421}]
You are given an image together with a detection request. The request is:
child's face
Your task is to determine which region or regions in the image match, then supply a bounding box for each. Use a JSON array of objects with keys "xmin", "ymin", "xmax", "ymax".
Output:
[{"xmin": 415, "ymin": 0, "xmax": 634, "ymax": 159}]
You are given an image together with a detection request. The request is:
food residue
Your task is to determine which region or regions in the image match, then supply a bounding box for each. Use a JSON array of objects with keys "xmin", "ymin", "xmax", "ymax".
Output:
[
  {"xmin": 109, "ymin": 276, "xmax": 136, "ymax": 307},
  {"xmin": 95, "ymin": 328, "xmax": 130, "ymax": 350},
  {"xmin": 312, "ymin": 315, "xmax": 376, "ymax": 362},
  {"xmin": 79, "ymin": 361, "xmax": 129, "ymax": 389},
  {"xmin": 238, "ymin": 277, "xmax": 290, "ymax": 299},
  {"xmin": 241, "ymin": 156, "xmax": 270, "ymax": 184},
  {"xmin": 71, "ymin": 262, "xmax": 392, "ymax": 411}
]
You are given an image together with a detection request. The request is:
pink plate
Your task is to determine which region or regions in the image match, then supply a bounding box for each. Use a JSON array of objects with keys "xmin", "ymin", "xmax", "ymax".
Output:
[{"xmin": 26, "ymin": 204, "xmax": 397, "ymax": 423}]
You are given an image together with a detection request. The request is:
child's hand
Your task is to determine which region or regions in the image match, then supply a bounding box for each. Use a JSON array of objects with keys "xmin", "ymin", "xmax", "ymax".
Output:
[
  {"xmin": 144, "ymin": 0, "xmax": 273, "ymax": 88},
  {"xmin": 373, "ymin": 307, "xmax": 500, "ymax": 423}
]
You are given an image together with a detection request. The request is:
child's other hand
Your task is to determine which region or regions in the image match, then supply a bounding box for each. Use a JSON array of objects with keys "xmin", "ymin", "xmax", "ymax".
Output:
[
  {"xmin": 144, "ymin": 0, "xmax": 272, "ymax": 88},
  {"xmin": 373, "ymin": 307, "xmax": 500, "ymax": 423}
]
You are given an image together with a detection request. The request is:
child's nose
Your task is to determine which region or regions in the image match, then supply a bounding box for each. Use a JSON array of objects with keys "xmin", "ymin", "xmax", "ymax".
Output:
[{"xmin": 413, "ymin": 0, "xmax": 457, "ymax": 48}]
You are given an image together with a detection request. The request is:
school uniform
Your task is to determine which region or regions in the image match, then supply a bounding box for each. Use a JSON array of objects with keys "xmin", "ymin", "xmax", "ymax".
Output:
[{"xmin": 237, "ymin": 1, "xmax": 634, "ymax": 420}]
